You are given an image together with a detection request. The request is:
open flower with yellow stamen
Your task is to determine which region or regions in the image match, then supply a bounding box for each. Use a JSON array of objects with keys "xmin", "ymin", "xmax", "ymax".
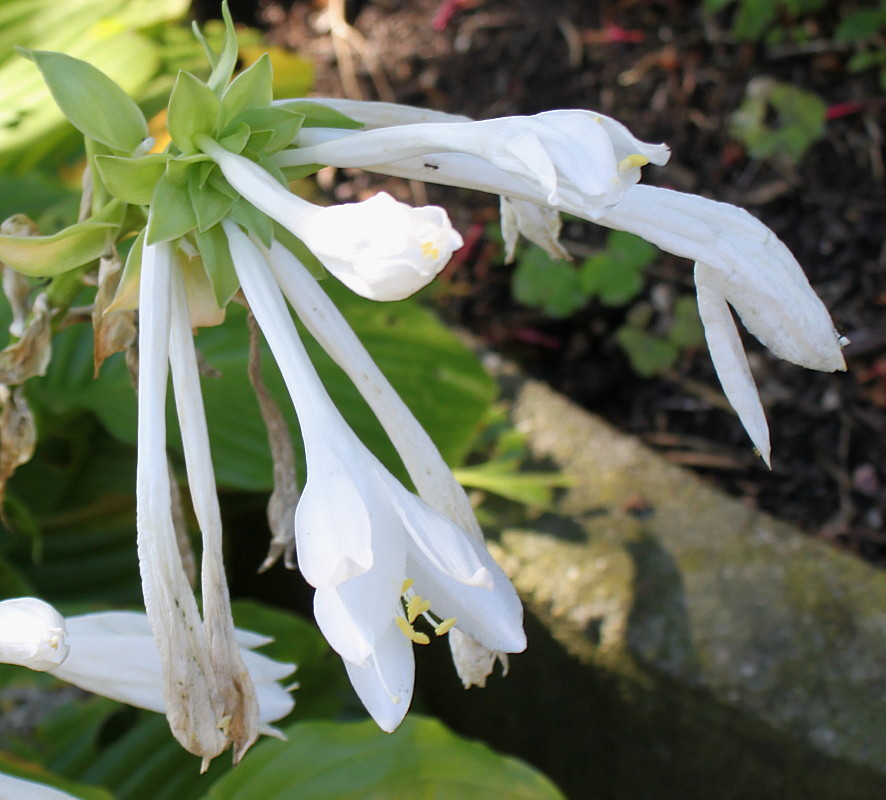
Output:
[{"xmin": 223, "ymin": 220, "xmax": 525, "ymax": 732}]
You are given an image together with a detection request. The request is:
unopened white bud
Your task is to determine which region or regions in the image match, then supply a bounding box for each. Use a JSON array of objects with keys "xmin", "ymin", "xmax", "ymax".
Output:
[{"xmin": 0, "ymin": 597, "xmax": 69, "ymax": 671}]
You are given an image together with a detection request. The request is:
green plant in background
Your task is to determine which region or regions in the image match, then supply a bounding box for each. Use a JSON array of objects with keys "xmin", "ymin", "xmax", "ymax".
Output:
[
  {"xmin": 837, "ymin": 3, "xmax": 886, "ymax": 89},
  {"xmin": 703, "ymin": 0, "xmax": 827, "ymax": 41},
  {"xmin": 510, "ymin": 230, "xmax": 704, "ymax": 378},
  {"xmin": 512, "ymin": 230, "xmax": 655, "ymax": 317},
  {"xmin": 729, "ymin": 77, "xmax": 827, "ymax": 165}
]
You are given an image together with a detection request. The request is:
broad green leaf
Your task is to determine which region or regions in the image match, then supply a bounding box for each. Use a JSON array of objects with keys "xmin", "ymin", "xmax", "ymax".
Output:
[
  {"xmin": 279, "ymin": 101, "xmax": 363, "ymax": 129},
  {"xmin": 579, "ymin": 254, "xmax": 643, "ymax": 307},
  {"xmin": 195, "ymin": 226, "xmax": 239, "ymax": 307},
  {"xmin": 221, "ymin": 54, "xmax": 273, "ymax": 129},
  {"xmin": 199, "ymin": 716, "xmax": 566, "ymax": 800},
  {"xmin": 146, "ymin": 172, "xmax": 197, "ymax": 244},
  {"xmin": 95, "ymin": 153, "xmax": 169, "ymax": 205},
  {"xmin": 167, "ymin": 71, "xmax": 220, "ymax": 153},
  {"xmin": 836, "ymin": 8, "xmax": 886, "ymax": 42},
  {"xmin": 0, "ymin": 200, "xmax": 124, "ymax": 277},
  {"xmin": 107, "ymin": 228, "xmax": 145, "ymax": 312},
  {"xmin": 607, "ymin": 230, "xmax": 657, "ymax": 270},
  {"xmin": 512, "ymin": 246, "xmax": 587, "ymax": 318},
  {"xmin": 26, "ymin": 49, "xmax": 148, "ymax": 152},
  {"xmin": 218, "ymin": 122, "xmax": 251, "ymax": 155}
]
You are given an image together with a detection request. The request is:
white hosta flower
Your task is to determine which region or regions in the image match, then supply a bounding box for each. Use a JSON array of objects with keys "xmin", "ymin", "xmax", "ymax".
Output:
[
  {"xmin": 0, "ymin": 600, "xmax": 295, "ymax": 731},
  {"xmin": 55, "ymin": 611, "xmax": 294, "ymax": 729},
  {"xmin": 500, "ymin": 197, "xmax": 569, "ymax": 263},
  {"xmin": 596, "ymin": 185, "xmax": 846, "ymax": 463},
  {"xmin": 223, "ymin": 221, "xmax": 525, "ymax": 731},
  {"xmin": 276, "ymin": 109, "xmax": 670, "ymax": 219},
  {"xmin": 199, "ymin": 139, "xmax": 462, "ymax": 301},
  {"xmin": 263, "ymin": 241, "xmax": 518, "ymax": 688},
  {"xmin": 0, "ymin": 597, "xmax": 68, "ymax": 671},
  {"xmin": 0, "ymin": 770, "xmax": 82, "ymax": 800}
]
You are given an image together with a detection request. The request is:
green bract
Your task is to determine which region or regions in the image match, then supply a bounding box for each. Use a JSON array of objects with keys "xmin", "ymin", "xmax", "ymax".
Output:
[
  {"xmin": 22, "ymin": 49, "xmax": 148, "ymax": 154},
  {"xmin": 8, "ymin": 0, "xmax": 359, "ymax": 294}
]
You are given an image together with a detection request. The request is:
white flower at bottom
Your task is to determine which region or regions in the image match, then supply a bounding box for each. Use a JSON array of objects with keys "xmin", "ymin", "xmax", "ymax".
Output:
[
  {"xmin": 223, "ymin": 220, "xmax": 526, "ymax": 732},
  {"xmin": 0, "ymin": 597, "xmax": 68, "ymax": 671},
  {"xmin": 0, "ymin": 600, "xmax": 295, "ymax": 732},
  {"xmin": 0, "ymin": 770, "xmax": 82, "ymax": 800}
]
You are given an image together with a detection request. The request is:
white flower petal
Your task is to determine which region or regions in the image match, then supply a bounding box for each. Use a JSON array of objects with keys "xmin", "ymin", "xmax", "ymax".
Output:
[
  {"xmin": 0, "ymin": 771, "xmax": 82, "ymax": 800},
  {"xmin": 500, "ymin": 197, "xmax": 569, "ymax": 264},
  {"xmin": 344, "ymin": 623, "xmax": 414, "ymax": 733},
  {"xmin": 407, "ymin": 543, "xmax": 526, "ymax": 655},
  {"xmin": 696, "ymin": 264, "xmax": 771, "ymax": 466},
  {"xmin": 598, "ymin": 185, "xmax": 846, "ymax": 372}
]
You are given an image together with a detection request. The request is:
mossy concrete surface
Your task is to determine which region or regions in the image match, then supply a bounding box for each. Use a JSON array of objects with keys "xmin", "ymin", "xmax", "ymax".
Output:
[{"xmin": 420, "ymin": 371, "xmax": 886, "ymax": 799}]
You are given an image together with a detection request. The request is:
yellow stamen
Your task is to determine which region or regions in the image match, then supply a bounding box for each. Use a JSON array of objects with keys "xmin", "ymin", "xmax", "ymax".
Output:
[
  {"xmin": 421, "ymin": 241, "xmax": 440, "ymax": 260},
  {"xmin": 434, "ymin": 617, "xmax": 457, "ymax": 636},
  {"xmin": 401, "ymin": 578, "xmax": 414, "ymax": 593},
  {"xmin": 406, "ymin": 595, "xmax": 432, "ymax": 624},
  {"xmin": 395, "ymin": 615, "xmax": 431, "ymax": 645},
  {"xmin": 618, "ymin": 154, "xmax": 649, "ymax": 172}
]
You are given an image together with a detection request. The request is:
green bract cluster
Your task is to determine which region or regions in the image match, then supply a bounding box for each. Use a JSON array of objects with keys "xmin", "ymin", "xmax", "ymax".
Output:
[{"xmin": 0, "ymin": 4, "xmax": 359, "ymax": 312}]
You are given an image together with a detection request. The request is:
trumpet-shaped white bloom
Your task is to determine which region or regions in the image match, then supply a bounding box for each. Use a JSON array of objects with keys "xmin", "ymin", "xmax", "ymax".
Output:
[
  {"xmin": 276, "ymin": 100, "xmax": 844, "ymax": 461},
  {"xmin": 0, "ymin": 770, "xmax": 82, "ymax": 800},
  {"xmin": 0, "ymin": 599, "xmax": 295, "ymax": 730},
  {"xmin": 595, "ymin": 185, "xmax": 846, "ymax": 463},
  {"xmin": 276, "ymin": 109, "xmax": 670, "ymax": 219},
  {"xmin": 222, "ymin": 220, "xmax": 525, "ymax": 731},
  {"xmin": 0, "ymin": 597, "xmax": 68, "ymax": 671},
  {"xmin": 198, "ymin": 138, "xmax": 462, "ymax": 301}
]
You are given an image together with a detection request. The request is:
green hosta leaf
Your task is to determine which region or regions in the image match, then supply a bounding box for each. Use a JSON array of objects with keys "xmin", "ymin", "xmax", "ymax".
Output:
[
  {"xmin": 0, "ymin": 200, "xmax": 124, "ymax": 277},
  {"xmin": 615, "ymin": 326, "xmax": 678, "ymax": 378},
  {"xmin": 95, "ymin": 153, "xmax": 169, "ymax": 206},
  {"xmin": 221, "ymin": 53, "xmax": 273, "ymax": 129},
  {"xmin": 279, "ymin": 101, "xmax": 363, "ymax": 129},
  {"xmin": 25, "ymin": 49, "xmax": 148, "ymax": 152},
  {"xmin": 836, "ymin": 8, "xmax": 886, "ymax": 42},
  {"xmin": 168, "ymin": 71, "xmax": 220, "ymax": 154},
  {"xmin": 195, "ymin": 226, "xmax": 239, "ymax": 307},
  {"xmin": 199, "ymin": 716, "xmax": 565, "ymax": 800},
  {"xmin": 146, "ymin": 172, "xmax": 197, "ymax": 244}
]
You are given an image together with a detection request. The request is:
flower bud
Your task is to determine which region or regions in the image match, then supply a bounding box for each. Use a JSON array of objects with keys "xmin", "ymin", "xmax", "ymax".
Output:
[{"xmin": 0, "ymin": 597, "xmax": 69, "ymax": 671}]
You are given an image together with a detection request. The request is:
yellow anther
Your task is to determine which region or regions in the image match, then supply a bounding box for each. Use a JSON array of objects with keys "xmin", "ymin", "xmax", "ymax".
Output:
[
  {"xmin": 618, "ymin": 154, "xmax": 650, "ymax": 172},
  {"xmin": 421, "ymin": 241, "xmax": 440, "ymax": 260},
  {"xmin": 406, "ymin": 595, "xmax": 432, "ymax": 624},
  {"xmin": 434, "ymin": 617, "xmax": 457, "ymax": 636},
  {"xmin": 395, "ymin": 615, "xmax": 431, "ymax": 645},
  {"xmin": 401, "ymin": 578, "xmax": 414, "ymax": 593}
]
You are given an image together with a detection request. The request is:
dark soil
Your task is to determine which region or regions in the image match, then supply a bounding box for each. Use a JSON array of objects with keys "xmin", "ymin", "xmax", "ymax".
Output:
[{"xmin": 225, "ymin": 0, "xmax": 885, "ymax": 564}]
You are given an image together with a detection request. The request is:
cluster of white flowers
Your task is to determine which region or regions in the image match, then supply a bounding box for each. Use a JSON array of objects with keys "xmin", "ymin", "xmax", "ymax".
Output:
[{"xmin": 0, "ymin": 44, "xmax": 846, "ymax": 771}]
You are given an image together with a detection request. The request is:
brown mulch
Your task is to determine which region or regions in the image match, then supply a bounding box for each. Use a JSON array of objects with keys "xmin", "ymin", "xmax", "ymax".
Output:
[{"xmin": 221, "ymin": 0, "xmax": 885, "ymax": 564}]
